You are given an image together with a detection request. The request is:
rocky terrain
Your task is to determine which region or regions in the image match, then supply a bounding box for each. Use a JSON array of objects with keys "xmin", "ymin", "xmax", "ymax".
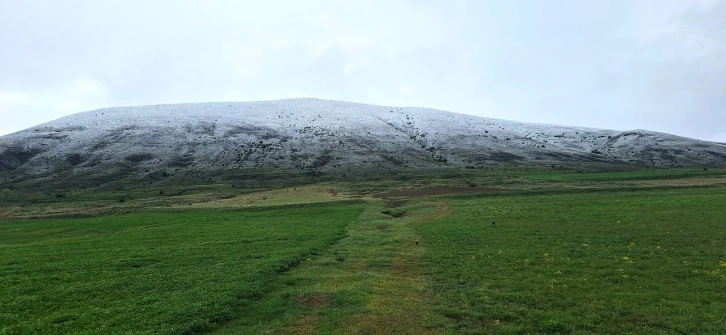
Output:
[{"xmin": 1, "ymin": 98, "xmax": 725, "ymax": 189}]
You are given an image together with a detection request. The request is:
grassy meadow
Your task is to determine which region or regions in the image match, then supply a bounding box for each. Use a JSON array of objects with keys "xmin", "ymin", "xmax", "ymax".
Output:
[
  {"xmin": 1, "ymin": 168, "xmax": 725, "ymax": 334},
  {"xmin": 418, "ymin": 188, "xmax": 726, "ymax": 334},
  {"xmin": 0, "ymin": 204, "xmax": 363, "ymax": 334}
]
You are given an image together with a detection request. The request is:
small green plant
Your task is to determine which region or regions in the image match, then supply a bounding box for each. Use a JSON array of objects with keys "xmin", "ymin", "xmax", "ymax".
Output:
[{"xmin": 542, "ymin": 319, "xmax": 570, "ymax": 333}]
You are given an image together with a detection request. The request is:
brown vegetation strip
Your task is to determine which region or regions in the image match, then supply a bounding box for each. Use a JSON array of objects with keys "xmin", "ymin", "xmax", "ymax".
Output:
[
  {"xmin": 373, "ymin": 186, "xmax": 500, "ymax": 198},
  {"xmin": 284, "ymin": 315, "xmax": 321, "ymax": 335},
  {"xmin": 296, "ymin": 293, "xmax": 329, "ymax": 309}
]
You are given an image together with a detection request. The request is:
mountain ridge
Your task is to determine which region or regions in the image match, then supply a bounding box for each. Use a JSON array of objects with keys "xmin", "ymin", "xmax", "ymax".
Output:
[{"xmin": 1, "ymin": 98, "xmax": 725, "ymax": 189}]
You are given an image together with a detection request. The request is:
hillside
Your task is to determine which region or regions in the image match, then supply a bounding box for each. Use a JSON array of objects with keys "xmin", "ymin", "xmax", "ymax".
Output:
[{"xmin": 1, "ymin": 98, "xmax": 725, "ymax": 189}]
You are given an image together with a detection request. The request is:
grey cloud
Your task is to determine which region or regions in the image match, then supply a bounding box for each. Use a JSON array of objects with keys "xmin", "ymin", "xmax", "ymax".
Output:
[{"xmin": 0, "ymin": 0, "xmax": 724, "ymax": 141}]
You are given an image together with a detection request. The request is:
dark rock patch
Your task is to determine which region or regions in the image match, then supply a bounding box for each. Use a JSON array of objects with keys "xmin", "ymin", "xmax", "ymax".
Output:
[
  {"xmin": 125, "ymin": 153, "xmax": 155, "ymax": 163},
  {"xmin": 0, "ymin": 147, "xmax": 43, "ymax": 172}
]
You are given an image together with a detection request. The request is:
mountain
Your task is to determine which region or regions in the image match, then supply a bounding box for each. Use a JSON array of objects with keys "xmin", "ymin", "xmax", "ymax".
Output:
[{"xmin": 1, "ymin": 98, "xmax": 725, "ymax": 189}]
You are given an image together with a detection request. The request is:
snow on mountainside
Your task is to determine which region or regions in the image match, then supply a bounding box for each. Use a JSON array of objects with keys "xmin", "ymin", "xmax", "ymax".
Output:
[{"xmin": 1, "ymin": 98, "xmax": 725, "ymax": 188}]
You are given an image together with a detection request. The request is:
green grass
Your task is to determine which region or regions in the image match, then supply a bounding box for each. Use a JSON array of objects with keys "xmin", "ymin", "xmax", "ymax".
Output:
[
  {"xmin": 2, "ymin": 168, "xmax": 726, "ymax": 334},
  {"xmin": 0, "ymin": 204, "xmax": 364, "ymax": 334},
  {"xmin": 521, "ymin": 168, "xmax": 726, "ymax": 182},
  {"xmin": 416, "ymin": 188, "xmax": 726, "ymax": 334},
  {"xmin": 212, "ymin": 200, "xmax": 448, "ymax": 335}
]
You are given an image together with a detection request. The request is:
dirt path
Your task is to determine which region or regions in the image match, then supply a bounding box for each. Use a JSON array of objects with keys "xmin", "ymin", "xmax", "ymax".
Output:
[
  {"xmin": 329, "ymin": 201, "xmax": 450, "ymax": 334},
  {"xmin": 211, "ymin": 200, "xmax": 451, "ymax": 335}
]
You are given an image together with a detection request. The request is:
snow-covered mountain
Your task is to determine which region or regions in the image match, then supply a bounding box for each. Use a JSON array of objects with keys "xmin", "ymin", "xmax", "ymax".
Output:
[{"xmin": 1, "ymin": 98, "xmax": 725, "ymax": 188}]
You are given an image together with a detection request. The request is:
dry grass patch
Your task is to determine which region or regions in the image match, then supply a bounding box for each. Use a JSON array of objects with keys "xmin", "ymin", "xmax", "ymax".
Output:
[{"xmin": 188, "ymin": 185, "xmax": 354, "ymax": 208}]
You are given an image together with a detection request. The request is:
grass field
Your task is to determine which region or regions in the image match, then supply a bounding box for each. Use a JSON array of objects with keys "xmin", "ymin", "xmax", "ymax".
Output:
[
  {"xmin": 417, "ymin": 188, "xmax": 726, "ymax": 334},
  {"xmin": 0, "ymin": 204, "xmax": 363, "ymax": 334},
  {"xmin": 1, "ymin": 169, "xmax": 725, "ymax": 334}
]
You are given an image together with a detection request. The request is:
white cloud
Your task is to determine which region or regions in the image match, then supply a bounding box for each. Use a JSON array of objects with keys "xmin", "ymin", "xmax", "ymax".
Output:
[
  {"xmin": 0, "ymin": 0, "xmax": 724, "ymax": 140},
  {"xmin": 0, "ymin": 77, "xmax": 108, "ymax": 135},
  {"xmin": 709, "ymin": 133, "xmax": 726, "ymax": 143},
  {"xmin": 0, "ymin": 92, "xmax": 31, "ymax": 106}
]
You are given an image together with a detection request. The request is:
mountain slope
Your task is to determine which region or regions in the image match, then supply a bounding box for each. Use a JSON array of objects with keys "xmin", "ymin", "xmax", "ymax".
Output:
[{"xmin": 1, "ymin": 98, "xmax": 725, "ymax": 188}]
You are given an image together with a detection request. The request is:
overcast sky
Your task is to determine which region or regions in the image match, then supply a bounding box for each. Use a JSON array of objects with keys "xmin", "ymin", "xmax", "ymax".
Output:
[{"xmin": 1, "ymin": 0, "xmax": 724, "ymax": 141}]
